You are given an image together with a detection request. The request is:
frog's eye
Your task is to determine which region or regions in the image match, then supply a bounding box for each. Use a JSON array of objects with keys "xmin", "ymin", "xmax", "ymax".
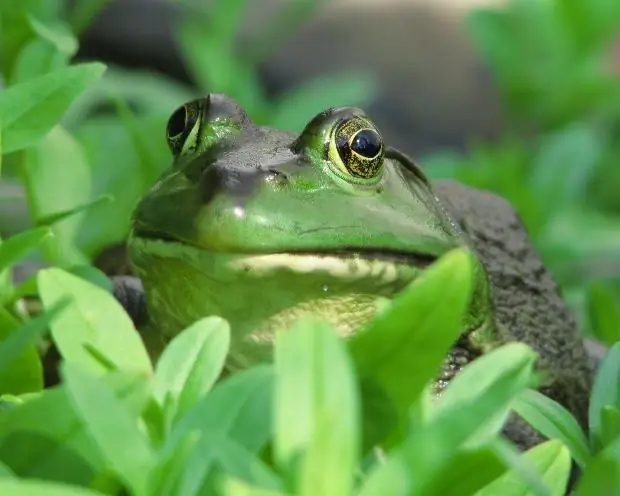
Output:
[
  {"xmin": 165, "ymin": 101, "xmax": 201, "ymax": 157},
  {"xmin": 327, "ymin": 116, "xmax": 385, "ymax": 183}
]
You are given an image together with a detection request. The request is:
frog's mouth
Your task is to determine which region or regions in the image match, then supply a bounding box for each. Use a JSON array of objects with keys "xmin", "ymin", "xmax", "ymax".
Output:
[{"xmin": 131, "ymin": 230, "xmax": 437, "ymax": 276}]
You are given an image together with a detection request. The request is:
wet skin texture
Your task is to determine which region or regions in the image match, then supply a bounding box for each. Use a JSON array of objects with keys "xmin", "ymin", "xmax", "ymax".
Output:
[{"xmin": 118, "ymin": 93, "xmax": 592, "ymax": 452}]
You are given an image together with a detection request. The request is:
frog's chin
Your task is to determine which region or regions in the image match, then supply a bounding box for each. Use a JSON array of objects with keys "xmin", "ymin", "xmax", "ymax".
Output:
[{"xmin": 129, "ymin": 236, "xmax": 435, "ymax": 371}]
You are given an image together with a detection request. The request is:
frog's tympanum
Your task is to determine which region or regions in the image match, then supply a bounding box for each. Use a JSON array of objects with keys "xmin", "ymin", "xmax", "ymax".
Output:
[{"xmin": 124, "ymin": 93, "xmax": 592, "ymax": 448}]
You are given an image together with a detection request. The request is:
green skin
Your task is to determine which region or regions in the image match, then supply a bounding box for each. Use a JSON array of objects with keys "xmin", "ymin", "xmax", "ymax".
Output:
[{"xmin": 129, "ymin": 94, "xmax": 495, "ymax": 375}]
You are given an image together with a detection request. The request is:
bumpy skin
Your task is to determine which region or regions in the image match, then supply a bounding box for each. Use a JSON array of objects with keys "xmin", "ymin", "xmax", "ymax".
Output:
[{"xmin": 434, "ymin": 181, "xmax": 592, "ymax": 446}]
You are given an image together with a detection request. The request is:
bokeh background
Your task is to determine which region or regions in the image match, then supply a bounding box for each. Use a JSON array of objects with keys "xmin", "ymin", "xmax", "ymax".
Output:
[{"xmin": 2, "ymin": 0, "xmax": 620, "ymax": 346}]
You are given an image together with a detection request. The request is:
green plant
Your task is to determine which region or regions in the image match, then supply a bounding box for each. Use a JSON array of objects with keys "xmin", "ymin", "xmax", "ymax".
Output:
[
  {"xmin": 0, "ymin": 248, "xmax": 591, "ymax": 495},
  {"xmin": 424, "ymin": 0, "xmax": 620, "ymax": 338},
  {"xmin": 1, "ymin": 0, "xmax": 620, "ymax": 494}
]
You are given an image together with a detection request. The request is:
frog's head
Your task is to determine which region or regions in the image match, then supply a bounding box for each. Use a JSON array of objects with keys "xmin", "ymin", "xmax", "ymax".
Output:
[{"xmin": 129, "ymin": 94, "xmax": 485, "ymax": 369}]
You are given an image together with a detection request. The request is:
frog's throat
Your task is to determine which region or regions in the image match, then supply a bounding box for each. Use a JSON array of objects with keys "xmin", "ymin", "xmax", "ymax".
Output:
[{"xmin": 129, "ymin": 237, "xmax": 427, "ymax": 368}]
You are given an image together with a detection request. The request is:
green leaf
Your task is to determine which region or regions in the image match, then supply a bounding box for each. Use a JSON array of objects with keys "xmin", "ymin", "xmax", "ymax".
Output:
[
  {"xmin": 420, "ymin": 445, "xmax": 507, "ymax": 496},
  {"xmin": 176, "ymin": 16, "xmax": 268, "ymax": 120},
  {"xmin": 37, "ymin": 267, "xmax": 152, "ymax": 376},
  {"xmin": 24, "ymin": 126, "xmax": 93, "ymax": 265},
  {"xmin": 348, "ymin": 248, "xmax": 474, "ymax": 447},
  {"xmin": 600, "ymin": 405, "xmax": 620, "ymax": 448},
  {"xmin": 512, "ymin": 388, "xmax": 591, "ymax": 468},
  {"xmin": 222, "ymin": 477, "xmax": 288, "ymax": 496},
  {"xmin": 270, "ymin": 73, "xmax": 377, "ymax": 132},
  {"xmin": 175, "ymin": 434, "xmax": 283, "ymax": 496},
  {"xmin": 0, "ymin": 226, "xmax": 52, "ymax": 273},
  {"xmin": 27, "ymin": 15, "xmax": 78, "ymax": 57},
  {"xmin": 574, "ymin": 434, "xmax": 620, "ymax": 495},
  {"xmin": 61, "ymin": 362, "xmax": 155, "ymax": 496},
  {"xmin": 71, "ymin": 114, "xmax": 169, "ymax": 258},
  {"xmin": 589, "ymin": 342, "xmax": 620, "ymax": 449},
  {"xmin": 9, "ymin": 39, "xmax": 67, "ymax": 85},
  {"xmin": 0, "ymin": 371, "xmax": 149, "ymax": 486},
  {"xmin": 0, "ymin": 301, "xmax": 67, "ymax": 395},
  {"xmin": 0, "ymin": 0, "xmax": 61, "ymax": 77},
  {"xmin": 477, "ymin": 440, "xmax": 571, "ymax": 496},
  {"xmin": 164, "ymin": 366, "xmax": 273, "ymax": 460},
  {"xmin": 0, "ymin": 460, "xmax": 14, "ymax": 478},
  {"xmin": 0, "ymin": 479, "xmax": 106, "ymax": 496},
  {"xmin": 111, "ymin": 95, "xmax": 161, "ymax": 184},
  {"xmin": 149, "ymin": 430, "xmax": 200, "ymax": 496},
  {"xmin": 36, "ymin": 194, "xmax": 113, "ymax": 227},
  {"xmin": 586, "ymin": 282, "xmax": 620, "ymax": 346},
  {"xmin": 433, "ymin": 343, "xmax": 539, "ymax": 447},
  {"xmin": 274, "ymin": 317, "xmax": 359, "ymax": 495},
  {"xmin": 0, "ymin": 63, "xmax": 106, "ymax": 153},
  {"xmin": 356, "ymin": 449, "xmax": 413, "ymax": 496},
  {"xmin": 360, "ymin": 343, "xmax": 537, "ymax": 495},
  {"xmin": 531, "ymin": 123, "xmax": 602, "ymax": 206},
  {"xmin": 153, "ymin": 316, "xmax": 230, "ymax": 426},
  {"xmin": 0, "ymin": 387, "xmax": 100, "ymax": 485}
]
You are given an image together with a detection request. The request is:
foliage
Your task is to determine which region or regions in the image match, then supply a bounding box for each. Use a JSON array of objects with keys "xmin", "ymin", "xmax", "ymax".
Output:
[
  {"xmin": 424, "ymin": 0, "xmax": 620, "ymax": 335},
  {"xmin": 0, "ymin": 0, "xmax": 619, "ymax": 494}
]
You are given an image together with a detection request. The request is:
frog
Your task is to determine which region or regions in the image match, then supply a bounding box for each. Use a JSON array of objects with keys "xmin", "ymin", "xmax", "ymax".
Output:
[{"xmin": 116, "ymin": 93, "xmax": 592, "ymax": 449}]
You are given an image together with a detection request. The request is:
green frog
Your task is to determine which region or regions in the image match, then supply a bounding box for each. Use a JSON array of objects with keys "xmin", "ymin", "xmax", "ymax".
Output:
[{"xmin": 120, "ymin": 93, "xmax": 592, "ymax": 447}]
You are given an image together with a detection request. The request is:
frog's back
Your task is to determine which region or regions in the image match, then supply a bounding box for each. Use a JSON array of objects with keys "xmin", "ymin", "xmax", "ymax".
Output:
[{"xmin": 433, "ymin": 180, "xmax": 593, "ymax": 447}]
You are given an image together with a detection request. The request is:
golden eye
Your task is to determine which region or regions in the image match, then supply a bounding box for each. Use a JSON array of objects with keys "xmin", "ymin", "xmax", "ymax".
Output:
[{"xmin": 328, "ymin": 117, "xmax": 385, "ymax": 181}]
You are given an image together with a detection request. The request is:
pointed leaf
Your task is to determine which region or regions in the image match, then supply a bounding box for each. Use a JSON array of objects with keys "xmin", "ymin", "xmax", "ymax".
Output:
[
  {"xmin": 0, "ymin": 63, "xmax": 106, "ymax": 153},
  {"xmin": 25, "ymin": 126, "xmax": 93, "ymax": 265},
  {"xmin": 434, "ymin": 343, "xmax": 538, "ymax": 447},
  {"xmin": 222, "ymin": 477, "xmax": 288, "ymax": 496},
  {"xmin": 574, "ymin": 435, "xmax": 620, "ymax": 495},
  {"xmin": 61, "ymin": 363, "xmax": 155, "ymax": 496},
  {"xmin": 589, "ymin": 342, "xmax": 620, "ymax": 449},
  {"xmin": 513, "ymin": 388, "xmax": 590, "ymax": 468},
  {"xmin": 36, "ymin": 195, "xmax": 113, "ymax": 227},
  {"xmin": 38, "ymin": 268, "xmax": 152, "ymax": 375},
  {"xmin": 0, "ymin": 461, "xmax": 13, "ymax": 478},
  {"xmin": 476, "ymin": 440, "xmax": 571, "ymax": 496},
  {"xmin": 175, "ymin": 433, "xmax": 283, "ymax": 496},
  {"xmin": 0, "ymin": 227, "xmax": 52, "ymax": 273},
  {"xmin": 0, "ymin": 301, "xmax": 67, "ymax": 394},
  {"xmin": 273, "ymin": 317, "xmax": 359, "ymax": 495},
  {"xmin": 361, "ymin": 343, "xmax": 537, "ymax": 494},
  {"xmin": 164, "ymin": 366, "xmax": 273, "ymax": 459},
  {"xmin": 349, "ymin": 248, "xmax": 474, "ymax": 445},
  {"xmin": 0, "ymin": 372, "xmax": 148, "ymax": 486},
  {"xmin": 153, "ymin": 316, "xmax": 230, "ymax": 426},
  {"xmin": 600, "ymin": 405, "xmax": 620, "ymax": 448},
  {"xmin": 0, "ymin": 479, "xmax": 106, "ymax": 496},
  {"xmin": 421, "ymin": 445, "xmax": 507, "ymax": 496}
]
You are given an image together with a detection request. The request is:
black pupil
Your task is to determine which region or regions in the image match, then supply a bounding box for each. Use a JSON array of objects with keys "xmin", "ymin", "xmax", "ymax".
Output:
[
  {"xmin": 351, "ymin": 129, "xmax": 381, "ymax": 158},
  {"xmin": 167, "ymin": 106, "xmax": 187, "ymax": 137}
]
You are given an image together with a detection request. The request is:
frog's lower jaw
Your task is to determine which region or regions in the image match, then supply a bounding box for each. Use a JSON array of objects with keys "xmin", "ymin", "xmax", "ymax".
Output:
[{"xmin": 129, "ymin": 237, "xmax": 423, "ymax": 370}]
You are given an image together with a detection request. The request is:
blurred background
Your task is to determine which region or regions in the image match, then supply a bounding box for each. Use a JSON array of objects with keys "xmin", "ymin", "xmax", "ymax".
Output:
[{"xmin": 2, "ymin": 0, "xmax": 620, "ymax": 345}]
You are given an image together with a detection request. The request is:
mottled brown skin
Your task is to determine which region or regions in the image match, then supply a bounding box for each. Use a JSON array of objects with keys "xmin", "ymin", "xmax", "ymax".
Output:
[{"xmin": 434, "ymin": 180, "xmax": 593, "ymax": 448}]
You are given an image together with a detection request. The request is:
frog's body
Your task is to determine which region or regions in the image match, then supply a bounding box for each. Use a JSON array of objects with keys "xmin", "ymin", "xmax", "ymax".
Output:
[
  {"xmin": 129, "ymin": 94, "xmax": 494, "ymax": 373},
  {"xmin": 125, "ymin": 94, "xmax": 592, "ymax": 446}
]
